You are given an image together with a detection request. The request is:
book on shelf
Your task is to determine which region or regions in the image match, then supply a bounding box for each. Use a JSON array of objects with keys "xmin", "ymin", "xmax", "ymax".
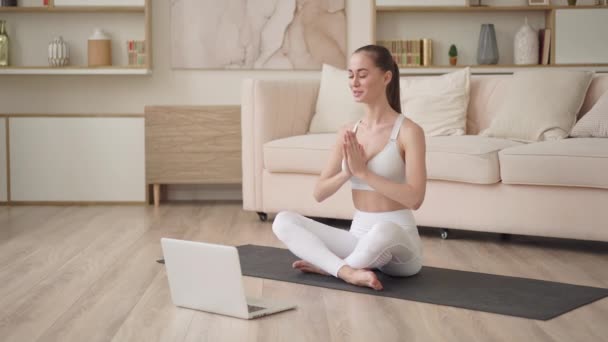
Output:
[
  {"xmin": 538, "ymin": 29, "xmax": 551, "ymax": 65},
  {"xmin": 378, "ymin": 39, "xmax": 431, "ymax": 67}
]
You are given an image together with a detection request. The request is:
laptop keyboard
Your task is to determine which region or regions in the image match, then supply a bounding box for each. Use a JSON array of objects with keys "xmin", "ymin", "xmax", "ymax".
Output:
[{"xmin": 247, "ymin": 304, "xmax": 266, "ymax": 313}]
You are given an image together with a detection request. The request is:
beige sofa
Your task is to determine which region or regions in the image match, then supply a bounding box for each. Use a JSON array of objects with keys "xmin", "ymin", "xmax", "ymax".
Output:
[{"xmin": 241, "ymin": 74, "xmax": 608, "ymax": 242}]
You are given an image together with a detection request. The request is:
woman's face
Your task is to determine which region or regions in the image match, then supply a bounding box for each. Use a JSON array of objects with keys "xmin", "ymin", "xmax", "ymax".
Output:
[{"xmin": 348, "ymin": 52, "xmax": 391, "ymax": 104}]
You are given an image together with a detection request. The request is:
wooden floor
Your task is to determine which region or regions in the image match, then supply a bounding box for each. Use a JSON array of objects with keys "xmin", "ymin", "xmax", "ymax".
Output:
[{"xmin": 1, "ymin": 202, "xmax": 607, "ymax": 342}]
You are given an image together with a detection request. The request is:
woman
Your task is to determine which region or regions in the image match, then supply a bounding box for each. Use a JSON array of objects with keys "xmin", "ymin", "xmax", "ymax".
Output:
[{"xmin": 272, "ymin": 45, "xmax": 427, "ymax": 291}]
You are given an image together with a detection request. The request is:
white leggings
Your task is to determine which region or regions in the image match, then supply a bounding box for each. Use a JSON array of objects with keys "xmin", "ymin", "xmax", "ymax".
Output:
[{"xmin": 272, "ymin": 209, "xmax": 423, "ymax": 278}]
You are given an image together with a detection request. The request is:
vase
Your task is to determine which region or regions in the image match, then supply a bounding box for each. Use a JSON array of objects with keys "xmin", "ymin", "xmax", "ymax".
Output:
[
  {"xmin": 514, "ymin": 17, "xmax": 538, "ymax": 65},
  {"xmin": 477, "ymin": 23, "xmax": 499, "ymax": 65},
  {"xmin": 48, "ymin": 36, "xmax": 69, "ymax": 67}
]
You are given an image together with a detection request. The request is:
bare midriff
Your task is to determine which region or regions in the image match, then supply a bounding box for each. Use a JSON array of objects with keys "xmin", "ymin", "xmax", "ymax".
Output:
[{"xmin": 352, "ymin": 190, "xmax": 407, "ymax": 212}]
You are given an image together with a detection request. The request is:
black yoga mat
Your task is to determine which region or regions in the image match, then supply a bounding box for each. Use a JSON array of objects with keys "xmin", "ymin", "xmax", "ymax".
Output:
[{"xmin": 236, "ymin": 244, "xmax": 608, "ymax": 321}]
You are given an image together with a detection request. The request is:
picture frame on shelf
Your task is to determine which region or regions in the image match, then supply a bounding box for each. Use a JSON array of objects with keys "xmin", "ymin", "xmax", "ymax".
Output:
[{"xmin": 528, "ymin": 0, "xmax": 549, "ymax": 5}]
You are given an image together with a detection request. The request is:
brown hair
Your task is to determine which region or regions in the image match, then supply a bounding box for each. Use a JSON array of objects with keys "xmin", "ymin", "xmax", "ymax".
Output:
[{"xmin": 354, "ymin": 45, "xmax": 401, "ymax": 113}]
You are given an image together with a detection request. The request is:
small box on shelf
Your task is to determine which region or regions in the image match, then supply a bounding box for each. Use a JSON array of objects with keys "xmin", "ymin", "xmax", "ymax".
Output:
[{"xmin": 127, "ymin": 40, "xmax": 146, "ymax": 66}]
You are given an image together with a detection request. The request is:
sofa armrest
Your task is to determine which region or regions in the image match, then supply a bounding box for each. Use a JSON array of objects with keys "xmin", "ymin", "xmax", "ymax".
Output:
[{"xmin": 241, "ymin": 78, "xmax": 320, "ymax": 212}]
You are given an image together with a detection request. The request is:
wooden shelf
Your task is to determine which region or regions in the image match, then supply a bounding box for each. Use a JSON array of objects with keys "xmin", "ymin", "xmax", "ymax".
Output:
[
  {"xmin": 0, "ymin": 0, "xmax": 152, "ymax": 72},
  {"xmin": 398, "ymin": 64, "xmax": 608, "ymax": 75},
  {"xmin": 0, "ymin": 6, "xmax": 145, "ymax": 13},
  {"xmin": 0, "ymin": 66, "xmax": 151, "ymax": 75},
  {"xmin": 376, "ymin": 5, "xmax": 607, "ymax": 12}
]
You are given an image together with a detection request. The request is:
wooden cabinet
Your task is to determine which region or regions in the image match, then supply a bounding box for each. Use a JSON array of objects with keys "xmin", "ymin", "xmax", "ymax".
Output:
[{"xmin": 144, "ymin": 106, "xmax": 241, "ymax": 206}]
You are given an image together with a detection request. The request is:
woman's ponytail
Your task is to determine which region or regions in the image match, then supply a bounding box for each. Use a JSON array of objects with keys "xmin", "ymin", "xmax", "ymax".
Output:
[
  {"xmin": 354, "ymin": 45, "xmax": 402, "ymax": 113},
  {"xmin": 387, "ymin": 61, "xmax": 401, "ymax": 113}
]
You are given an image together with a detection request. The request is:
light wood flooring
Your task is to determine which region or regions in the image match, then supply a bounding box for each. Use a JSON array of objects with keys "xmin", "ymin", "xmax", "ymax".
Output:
[{"xmin": 0, "ymin": 202, "xmax": 607, "ymax": 342}]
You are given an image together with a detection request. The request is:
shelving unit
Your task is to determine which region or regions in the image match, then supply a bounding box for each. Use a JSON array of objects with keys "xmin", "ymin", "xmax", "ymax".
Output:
[
  {"xmin": 375, "ymin": 5, "xmax": 603, "ymax": 12},
  {"xmin": 0, "ymin": 0, "xmax": 151, "ymax": 75},
  {"xmin": 0, "ymin": 6, "xmax": 145, "ymax": 13},
  {"xmin": 373, "ymin": 3, "xmax": 608, "ymax": 74},
  {"xmin": 0, "ymin": 66, "xmax": 150, "ymax": 75}
]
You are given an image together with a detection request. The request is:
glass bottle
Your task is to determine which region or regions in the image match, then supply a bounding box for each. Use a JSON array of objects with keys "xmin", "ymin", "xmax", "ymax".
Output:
[{"xmin": 0, "ymin": 20, "xmax": 8, "ymax": 67}]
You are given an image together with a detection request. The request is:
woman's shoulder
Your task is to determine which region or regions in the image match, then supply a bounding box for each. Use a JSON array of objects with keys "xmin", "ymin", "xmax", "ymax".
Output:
[{"xmin": 399, "ymin": 116, "xmax": 425, "ymax": 142}]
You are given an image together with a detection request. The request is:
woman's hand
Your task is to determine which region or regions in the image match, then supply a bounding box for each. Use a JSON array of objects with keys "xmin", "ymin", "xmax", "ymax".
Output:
[{"xmin": 343, "ymin": 131, "xmax": 368, "ymax": 179}]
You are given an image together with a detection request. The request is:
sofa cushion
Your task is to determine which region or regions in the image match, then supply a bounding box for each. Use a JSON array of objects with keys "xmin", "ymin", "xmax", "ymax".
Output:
[
  {"xmin": 265, "ymin": 134, "xmax": 524, "ymax": 183},
  {"xmin": 264, "ymin": 133, "xmax": 335, "ymax": 174},
  {"xmin": 308, "ymin": 64, "xmax": 364, "ymax": 133},
  {"xmin": 499, "ymin": 138, "xmax": 608, "ymax": 189},
  {"xmin": 400, "ymin": 67, "xmax": 470, "ymax": 136},
  {"xmin": 426, "ymin": 136, "xmax": 522, "ymax": 184},
  {"xmin": 570, "ymin": 89, "xmax": 608, "ymax": 138},
  {"xmin": 480, "ymin": 69, "xmax": 593, "ymax": 142}
]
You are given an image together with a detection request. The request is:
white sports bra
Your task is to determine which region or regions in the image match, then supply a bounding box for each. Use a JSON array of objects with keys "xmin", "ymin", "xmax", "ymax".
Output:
[{"xmin": 341, "ymin": 114, "xmax": 406, "ymax": 191}]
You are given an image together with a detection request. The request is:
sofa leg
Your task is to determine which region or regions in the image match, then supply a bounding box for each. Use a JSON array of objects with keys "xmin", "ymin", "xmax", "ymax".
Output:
[
  {"xmin": 257, "ymin": 212, "xmax": 268, "ymax": 222},
  {"xmin": 440, "ymin": 228, "xmax": 449, "ymax": 240}
]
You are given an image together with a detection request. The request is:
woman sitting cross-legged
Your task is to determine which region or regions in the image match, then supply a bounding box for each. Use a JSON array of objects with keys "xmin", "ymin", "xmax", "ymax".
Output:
[{"xmin": 272, "ymin": 45, "xmax": 427, "ymax": 291}]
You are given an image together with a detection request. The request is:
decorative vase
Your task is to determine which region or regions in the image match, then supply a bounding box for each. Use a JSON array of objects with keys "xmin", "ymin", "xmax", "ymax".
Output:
[
  {"xmin": 48, "ymin": 36, "xmax": 69, "ymax": 67},
  {"xmin": 477, "ymin": 23, "xmax": 499, "ymax": 65},
  {"xmin": 449, "ymin": 56, "xmax": 457, "ymax": 66},
  {"xmin": 514, "ymin": 17, "xmax": 538, "ymax": 65}
]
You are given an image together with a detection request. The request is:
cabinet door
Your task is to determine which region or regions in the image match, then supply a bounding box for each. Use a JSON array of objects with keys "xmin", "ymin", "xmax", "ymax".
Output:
[
  {"xmin": 0, "ymin": 118, "xmax": 6, "ymax": 202},
  {"xmin": 555, "ymin": 9, "xmax": 608, "ymax": 64},
  {"xmin": 9, "ymin": 117, "xmax": 145, "ymax": 202}
]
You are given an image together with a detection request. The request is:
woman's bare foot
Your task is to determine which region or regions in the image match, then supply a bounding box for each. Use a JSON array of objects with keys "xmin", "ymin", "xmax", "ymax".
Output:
[
  {"xmin": 337, "ymin": 265, "xmax": 383, "ymax": 291},
  {"xmin": 292, "ymin": 260, "xmax": 330, "ymax": 276}
]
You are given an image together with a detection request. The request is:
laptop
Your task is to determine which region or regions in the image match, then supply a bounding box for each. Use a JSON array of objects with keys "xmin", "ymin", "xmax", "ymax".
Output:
[{"xmin": 160, "ymin": 238, "xmax": 297, "ymax": 320}]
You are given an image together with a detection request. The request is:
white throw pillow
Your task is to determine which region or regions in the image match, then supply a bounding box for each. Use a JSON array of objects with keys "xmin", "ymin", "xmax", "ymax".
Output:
[
  {"xmin": 400, "ymin": 67, "xmax": 470, "ymax": 136},
  {"xmin": 570, "ymin": 90, "xmax": 608, "ymax": 138},
  {"xmin": 481, "ymin": 70, "xmax": 594, "ymax": 142},
  {"xmin": 308, "ymin": 64, "xmax": 364, "ymax": 133}
]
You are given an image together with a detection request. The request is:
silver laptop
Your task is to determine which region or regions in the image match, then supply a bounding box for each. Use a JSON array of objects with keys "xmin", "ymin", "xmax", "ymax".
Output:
[{"xmin": 160, "ymin": 238, "xmax": 296, "ymax": 320}]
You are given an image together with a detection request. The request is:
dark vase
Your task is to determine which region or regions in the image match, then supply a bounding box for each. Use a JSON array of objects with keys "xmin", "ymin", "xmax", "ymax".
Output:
[{"xmin": 477, "ymin": 24, "xmax": 499, "ymax": 65}]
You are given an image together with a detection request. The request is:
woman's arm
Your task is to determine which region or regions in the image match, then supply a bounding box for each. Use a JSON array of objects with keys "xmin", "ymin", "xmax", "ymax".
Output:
[
  {"xmin": 313, "ymin": 126, "xmax": 353, "ymax": 203},
  {"xmin": 346, "ymin": 120, "xmax": 427, "ymax": 210}
]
